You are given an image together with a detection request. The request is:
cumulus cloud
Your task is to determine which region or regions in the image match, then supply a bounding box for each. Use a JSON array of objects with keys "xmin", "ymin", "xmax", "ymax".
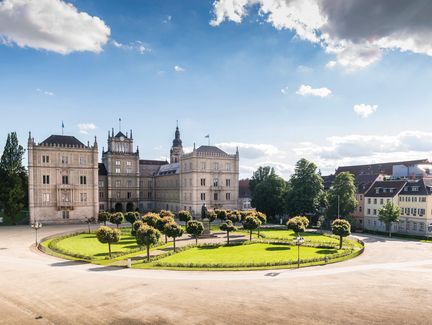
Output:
[
  {"xmin": 210, "ymin": 0, "xmax": 432, "ymax": 70},
  {"xmin": 36, "ymin": 88, "xmax": 54, "ymax": 96},
  {"xmin": 112, "ymin": 40, "xmax": 149, "ymax": 54},
  {"xmin": 78, "ymin": 123, "xmax": 96, "ymax": 134},
  {"xmin": 296, "ymin": 84, "xmax": 332, "ymax": 97},
  {"xmin": 353, "ymin": 104, "xmax": 378, "ymax": 118},
  {"xmin": 0, "ymin": 0, "xmax": 110, "ymax": 54},
  {"xmin": 217, "ymin": 142, "xmax": 282, "ymax": 159},
  {"xmin": 174, "ymin": 65, "xmax": 185, "ymax": 72}
]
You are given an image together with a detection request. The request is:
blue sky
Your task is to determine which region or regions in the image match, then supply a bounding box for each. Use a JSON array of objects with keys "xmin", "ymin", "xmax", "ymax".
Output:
[{"xmin": 1, "ymin": 0, "xmax": 432, "ymax": 178}]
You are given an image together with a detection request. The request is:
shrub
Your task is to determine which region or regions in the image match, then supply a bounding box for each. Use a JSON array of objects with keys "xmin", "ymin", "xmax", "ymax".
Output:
[
  {"xmin": 135, "ymin": 225, "xmax": 161, "ymax": 262},
  {"xmin": 243, "ymin": 215, "xmax": 261, "ymax": 241},
  {"xmin": 164, "ymin": 222, "xmax": 184, "ymax": 252},
  {"xmin": 156, "ymin": 216, "xmax": 175, "ymax": 243},
  {"xmin": 219, "ymin": 220, "xmax": 237, "ymax": 244},
  {"xmin": 159, "ymin": 209, "xmax": 175, "ymax": 218},
  {"xmin": 131, "ymin": 220, "xmax": 144, "ymax": 236},
  {"xmin": 96, "ymin": 226, "xmax": 121, "ymax": 258},
  {"xmin": 331, "ymin": 219, "xmax": 351, "ymax": 249},
  {"xmin": 227, "ymin": 210, "xmax": 241, "ymax": 223},
  {"xmin": 142, "ymin": 212, "xmax": 161, "ymax": 228},
  {"xmin": 186, "ymin": 220, "xmax": 204, "ymax": 244},
  {"xmin": 125, "ymin": 212, "xmax": 138, "ymax": 224},
  {"xmin": 207, "ymin": 210, "xmax": 217, "ymax": 223},
  {"xmin": 216, "ymin": 209, "xmax": 228, "ymax": 221},
  {"xmin": 286, "ymin": 216, "xmax": 307, "ymax": 237},
  {"xmin": 178, "ymin": 210, "xmax": 192, "ymax": 225},
  {"xmin": 110, "ymin": 212, "xmax": 124, "ymax": 228},
  {"xmin": 98, "ymin": 212, "xmax": 110, "ymax": 225}
]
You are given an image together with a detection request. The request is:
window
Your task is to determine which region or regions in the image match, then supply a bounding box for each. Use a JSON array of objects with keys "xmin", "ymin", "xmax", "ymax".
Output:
[
  {"xmin": 226, "ymin": 179, "xmax": 231, "ymax": 187},
  {"xmin": 61, "ymin": 192, "xmax": 70, "ymax": 202},
  {"xmin": 148, "ymin": 192, "xmax": 152, "ymax": 199},
  {"xmin": 213, "ymin": 178, "xmax": 219, "ymax": 187},
  {"xmin": 359, "ymin": 206, "xmax": 362, "ymax": 212},
  {"xmin": 99, "ymin": 204, "xmax": 105, "ymax": 211},
  {"xmin": 61, "ymin": 156, "xmax": 68, "ymax": 164},
  {"xmin": 420, "ymin": 223, "xmax": 425, "ymax": 231},
  {"xmin": 115, "ymin": 180, "xmax": 121, "ymax": 187},
  {"xmin": 367, "ymin": 209, "xmax": 371, "ymax": 215},
  {"xmin": 116, "ymin": 192, "xmax": 121, "ymax": 199},
  {"xmin": 189, "ymin": 162, "xmax": 193, "ymax": 170},
  {"xmin": 189, "ymin": 178, "xmax": 192, "ymax": 187},
  {"xmin": 214, "ymin": 193, "xmax": 218, "ymax": 201},
  {"xmin": 373, "ymin": 209, "xmax": 377, "ymax": 215},
  {"xmin": 115, "ymin": 160, "xmax": 121, "ymax": 165},
  {"xmin": 62, "ymin": 175, "xmax": 69, "ymax": 185},
  {"xmin": 99, "ymin": 192, "xmax": 104, "ymax": 199},
  {"xmin": 127, "ymin": 161, "xmax": 132, "ymax": 166},
  {"xmin": 367, "ymin": 198, "xmax": 371, "ymax": 204},
  {"xmin": 126, "ymin": 168, "xmax": 132, "ymax": 174},
  {"xmin": 115, "ymin": 168, "xmax": 121, "ymax": 174},
  {"xmin": 214, "ymin": 162, "xmax": 219, "ymax": 170},
  {"xmin": 226, "ymin": 193, "xmax": 231, "ymax": 200},
  {"xmin": 201, "ymin": 193, "xmax": 206, "ymax": 200},
  {"xmin": 127, "ymin": 180, "xmax": 132, "ymax": 187},
  {"xmin": 380, "ymin": 198, "xmax": 383, "ymax": 204},
  {"xmin": 386, "ymin": 199, "xmax": 390, "ymax": 203},
  {"xmin": 79, "ymin": 157, "xmax": 86, "ymax": 165},
  {"xmin": 80, "ymin": 176, "xmax": 87, "ymax": 185},
  {"xmin": 62, "ymin": 211, "xmax": 69, "ymax": 219},
  {"xmin": 42, "ymin": 155, "xmax": 49, "ymax": 163},
  {"xmin": 201, "ymin": 162, "xmax": 206, "ymax": 170},
  {"xmin": 373, "ymin": 198, "xmax": 377, "ymax": 204},
  {"xmin": 42, "ymin": 193, "xmax": 50, "ymax": 203},
  {"xmin": 200, "ymin": 178, "xmax": 206, "ymax": 186},
  {"xmin": 413, "ymin": 222, "xmax": 417, "ymax": 231},
  {"xmin": 99, "ymin": 180, "xmax": 104, "ymax": 187},
  {"xmin": 226, "ymin": 163, "xmax": 231, "ymax": 171},
  {"xmin": 127, "ymin": 192, "xmax": 132, "ymax": 199},
  {"xmin": 42, "ymin": 175, "xmax": 50, "ymax": 185},
  {"xmin": 80, "ymin": 193, "xmax": 87, "ymax": 202}
]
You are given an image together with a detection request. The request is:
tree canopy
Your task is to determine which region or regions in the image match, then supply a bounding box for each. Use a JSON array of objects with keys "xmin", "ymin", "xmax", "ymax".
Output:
[
  {"xmin": 378, "ymin": 201, "xmax": 400, "ymax": 237},
  {"xmin": 327, "ymin": 172, "xmax": 357, "ymax": 219},
  {"xmin": 331, "ymin": 219, "xmax": 351, "ymax": 249}
]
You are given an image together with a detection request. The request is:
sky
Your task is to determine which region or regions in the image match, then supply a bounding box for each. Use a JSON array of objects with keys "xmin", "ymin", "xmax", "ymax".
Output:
[{"xmin": 1, "ymin": 0, "xmax": 432, "ymax": 179}]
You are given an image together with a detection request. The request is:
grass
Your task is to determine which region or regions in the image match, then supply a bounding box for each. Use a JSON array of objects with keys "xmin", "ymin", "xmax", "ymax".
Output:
[{"xmin": 133, "ymin": 243, "xmax": 345, "ymax": 269}]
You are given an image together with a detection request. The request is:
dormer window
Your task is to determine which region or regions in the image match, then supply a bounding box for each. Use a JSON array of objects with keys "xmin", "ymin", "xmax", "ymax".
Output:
[{"xmin": 412, "ymin": 186, "xmax": 419, "ymax": 192}]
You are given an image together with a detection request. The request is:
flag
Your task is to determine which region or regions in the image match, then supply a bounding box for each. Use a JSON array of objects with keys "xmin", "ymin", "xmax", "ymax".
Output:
[
  {"xmin": 62, "ymin": 121, "xmax": 64, "ymax": 128},
  {"xmin": 205, "ymin": 134, "xmax": 210, "ymax": 138}
]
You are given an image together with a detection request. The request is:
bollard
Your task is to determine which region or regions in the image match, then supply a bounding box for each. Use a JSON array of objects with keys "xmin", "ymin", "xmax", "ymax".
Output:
[{"xmin": 127, "ymin": 258, "xmax": 132, "ymax": 268}]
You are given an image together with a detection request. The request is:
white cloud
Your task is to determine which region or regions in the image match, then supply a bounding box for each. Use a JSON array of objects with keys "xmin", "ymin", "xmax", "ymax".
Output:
[
  {"xmin": 174, "ymin": 65, "xmax": 185, "ymax": 72},
  {"xmin": 163, "ymin": 15, "xmax": 172, "ymax": 24},
  {"xmin": 78, "ymin": 123, "xmax": 96, "ymax": 134},
  {"xmin": 0, "ymin": 0, "xmax": 110, "ymax": 54},
  {"xmin": 36, "ymin": 88, "xmax": 54, "ymax": 96},
  {"xmin": 353, "ymin": 104, "xmax": 378, "ymax": 118},
  {"xmin": 325, "ymin": 60, "xmax": 337, "ymax": 69},
  {"xmin": 210, "ymin": 0, "xmax": 432, "ymax": 70},
  {"xmin": 280, "ymin": 86, "xmax": 289, "ymax": 94},
  {"xmin": 111, "ymin": 40, "xmax": 150, "ymax": 54},
  {"xmin": 296, "ymin": 84, "xmax": 332, "ymax": 97}
]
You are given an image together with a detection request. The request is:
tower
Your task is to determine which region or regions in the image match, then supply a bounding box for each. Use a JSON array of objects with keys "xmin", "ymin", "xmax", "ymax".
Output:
[{"xmin": 170, "ymin": 122, "xmax": 183, "ymax": 163}]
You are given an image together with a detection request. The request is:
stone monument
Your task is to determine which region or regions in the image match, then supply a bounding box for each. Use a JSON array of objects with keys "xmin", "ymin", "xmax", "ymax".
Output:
[{"xmin": 201, "ymin": 203, "xmax": 211, "ymax": 235}]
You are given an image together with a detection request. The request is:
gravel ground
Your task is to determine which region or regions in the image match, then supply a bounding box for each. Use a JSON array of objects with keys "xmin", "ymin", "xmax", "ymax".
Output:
[{"xmin": 0, "ymin": 225, "xmax": 431, "ymax": 325}]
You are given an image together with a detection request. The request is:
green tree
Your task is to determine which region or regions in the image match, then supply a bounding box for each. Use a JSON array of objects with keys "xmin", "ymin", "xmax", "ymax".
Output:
[
  {"xmin": 177, "ymin": 210, "xmax": 192, "ymax": 225},
  {"xmin": 331, "ymin": 219, "xmax": 351, "ymax": 249},
  {"xmin": 157, "ymin": 216, "xmax": 175, "ymax": 243},
  {"xmin": 207, "ymin": 210, "xmax": 217, "ymax": 224},
  {"xmin": 243, "ymin": 215, "xmax": 261, "ymax": 241},
  {"xmin": 227, "ymin": 210, "xmax": 241, "ymax": 224},
  {"xmin": 159, "ymin": 209, "xmax": 174, "ymax": 218},
  {"xmin": 250, "ymin": 166, "xmax": 275, "ymax": 192},
  {"xmin": 98, "ymin": 212, "xmax": 110, "ymax": 225},
  {"xmin": 220, "ymin": 220, "xmax": 237, "ymax": 244},
  {"xmin": 110, "ymin": 212, "xmax": 124, "ymax": 228},
  {"xmin": 142, "ymin": 212, "xmax": 161, "ymax": 228},
  {"xmin": 285, "ymin": 159, "xmax": 324, "ymax": 218},
  {"xmin": 216, "ymin": 209, "xmax": 228, "ymax": 221},
  {"xmin": 327, "ymin": 172, "xmax": 357, "ymax": 219},
  {"xmin": 186, "ymin": 220, "xmax": 204, "ymax": 244},
  {"xmin": 96, "ymin": 226, "xmax": 121, "ymax": 258},
  {"xmin": 378, "ymin": 201, "xmax": 400, "ymax": 237},
  {"xmin": 124, "ymin": 211, "xmax": 138, "ymax": 224},
  {"xmin": 164, "ymin": 222, "xmax": 184, "ymax": 252},
  {"xmin": 251, "ymin": 168, "xmax": 286, "ymax": 218},
  {"xmin": 0, "ymin": 132, "xmax": 27, "ymax": 224},
  {"xmin": 256, "ymin": 211, "xmax": 267, "ymax": 237},
  {"xmin": 135, "ymin": 225, "xmax": 161, "ymax": 262},
  {"xmin": 131, "ymin": 220, "xmax": 144, "ymax": 236},
  {"xmin": 286, "ymin": 216, "xmax": 307, "ymax": 237}
]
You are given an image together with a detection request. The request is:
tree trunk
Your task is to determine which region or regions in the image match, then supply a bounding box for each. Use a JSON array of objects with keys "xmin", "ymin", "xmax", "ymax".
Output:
[
  {"xmin": 227, "ymin": 231, "xmax": 230, "ymax": 244},
  {"xmin": 173, "ymin": 238, "xmax": 176, "ymax": 252},
  {"xmin": 146, "ymin": 245, "xmax": 150, "ymax": 262},
  {"xmin": 104, "ymin": 221, "xmax": 106, "ymax": 226},
  {"xmin": 389, "ymin": 223, "xmax": 392, "ymax": 238},
  {"xmin": 108, "ymin": 242, "xmax": 112, "ymax": 258},
  {"xmin": 165, "ymin": 234, "xmax": 167, "ymax": 243},
  {"xmin": 339, "ymin": 236, "xmax": 343, "ymax": 250},
  {"xmin": 258, "ymin": 227, "xmax": 260, "ymax": 238},
  {"xmin": 250, "ymin": 230, "xmax": 252, "ymax": 241},
  {"xmin": 195, "ymin": 237, "xmax": 198, "ymax": 245}
]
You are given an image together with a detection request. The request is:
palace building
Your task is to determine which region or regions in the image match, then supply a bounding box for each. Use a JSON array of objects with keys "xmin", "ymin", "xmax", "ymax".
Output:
[{"xmin": 28, "ymin": 124, "xmax": 240, "ymax": 224}]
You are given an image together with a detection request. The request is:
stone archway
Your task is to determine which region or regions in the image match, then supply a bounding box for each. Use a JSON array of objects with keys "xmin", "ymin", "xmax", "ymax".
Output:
[
  {"xmin": 126, "ymin": 202, "xmax": 134, "ymax": 212},
  {"xmin": 115, "ymin": 202, "xmax": 123, "ymax": 212}
]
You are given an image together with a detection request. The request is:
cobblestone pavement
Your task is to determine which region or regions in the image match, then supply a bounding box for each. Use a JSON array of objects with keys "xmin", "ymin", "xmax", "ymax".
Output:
[{"xmin": 0, "ymin": 225, "xmax": 432, "ymax": 324}]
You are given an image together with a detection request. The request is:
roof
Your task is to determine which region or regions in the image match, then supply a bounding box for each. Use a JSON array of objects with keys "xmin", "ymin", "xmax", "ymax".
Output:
[
  {"xmin": 196, "ymin": 145, "xmax": 228, "ymax": 155},
  {"xmin": 239, "ymin": 179, "xmax": 251, "ymax": 198},
  {"xmin": 139, "ymin": 159, "xmax": 168, "ymax": 166},
  {"xmin": 41, "ymin": 135, "xmax": 85, "ymax": 147},
  {"xmin": 114, "ymin": 131, "xmax": 127, "ymax": 138},
  {"xmin": 336, "ymin": 159, "xmax": 429, "ymax": 177},
  {"xmin": 401, "ymin": 179, "xmax": 432, "ymax": 196},
  {"xmin": 98, "ymin": 163, "xmax": 108, "ymax": 176},
  {"xmin": 156, "ymin": 163, "xmax": 180, "ymax": 176},
  {"xmin": 365, "ymin": 180, "xmax": 406, "ymax": 197},
  {"xmin": 355, "ymin": 174, "xmax": 381, "ymax": 194}
]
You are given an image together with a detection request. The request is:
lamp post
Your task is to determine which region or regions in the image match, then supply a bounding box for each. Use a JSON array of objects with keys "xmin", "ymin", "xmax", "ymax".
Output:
[
  {"xmin": 337, "ymin": 195, "xmax": 340, "ymax": 219},
  {"xmin": 292, "ymin": 236, "xmax": 305, "ymax": 269},
  {"xmin": 31, "ymin": 221, "xmax": 42, "ymax": 246}
]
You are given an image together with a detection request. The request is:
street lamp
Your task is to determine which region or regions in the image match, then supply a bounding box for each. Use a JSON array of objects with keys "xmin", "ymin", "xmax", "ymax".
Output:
[
  {"xmin": 292, "ymin": 236, "xmax": 305, "ymax": 269},
  {"xmin": 31, "ymin": 221, "xmax": 42, "ymax": 246}
]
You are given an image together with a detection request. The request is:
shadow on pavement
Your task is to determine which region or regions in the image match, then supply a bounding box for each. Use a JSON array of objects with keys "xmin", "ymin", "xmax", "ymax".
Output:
[
  {"xmin": 88, "ymin": 266, "xmax": 123, "ymax": 272},
  {"xmin": 51, "ymin": 260, "xmax": 88, "ymax": 267}
]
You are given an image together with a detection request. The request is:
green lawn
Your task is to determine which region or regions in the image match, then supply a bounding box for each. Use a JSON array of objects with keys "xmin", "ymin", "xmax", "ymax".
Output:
[
  {"xmin": 140, "ymin": 243, "xmax": 343, "ymax": 268},
  {"xmin": 255, "ymin": 229, "xmax": 339, "ymax": 243}
]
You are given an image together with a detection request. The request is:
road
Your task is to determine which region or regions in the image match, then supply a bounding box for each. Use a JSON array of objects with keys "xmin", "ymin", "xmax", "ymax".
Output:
[{"xmin": 0, "ymin": 225, "xmax": 431, "ymax": 324}]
